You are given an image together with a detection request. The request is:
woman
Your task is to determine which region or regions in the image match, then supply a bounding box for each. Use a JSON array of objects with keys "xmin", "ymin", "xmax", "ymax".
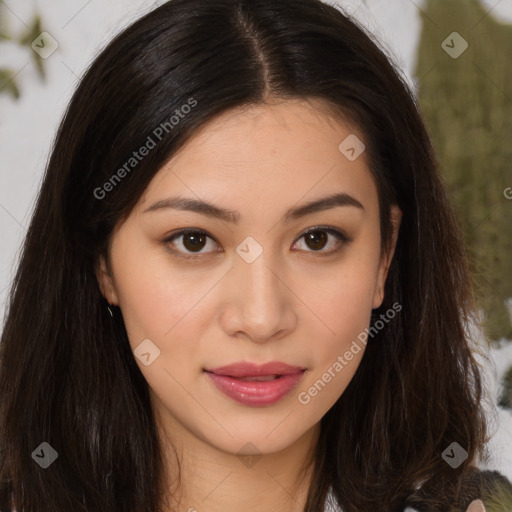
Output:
[{"xmin": 0, "ymin": 0, "xmax": 510, "ymax": 510}]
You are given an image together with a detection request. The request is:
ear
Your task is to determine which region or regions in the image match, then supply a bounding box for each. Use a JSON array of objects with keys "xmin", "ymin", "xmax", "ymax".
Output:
[
  {"xmin": 372, "ymin": 204, "xmax": 402, "ymax": 309},
  {"xmin": 95, "ymin": 254, "xmax": 120, "ymax": 306}
]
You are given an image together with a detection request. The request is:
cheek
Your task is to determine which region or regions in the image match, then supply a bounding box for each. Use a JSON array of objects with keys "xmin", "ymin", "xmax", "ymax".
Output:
[
  {"xmin": 111, "ymin": 250, "xmax": 212, "ymax": 396},
  {"xmin": 294, "ymin": 245, "xmax": 380, "ymax": 406},
  {"xmin": 295, "ymin": 296, "xmax": 372, "ymax": 412},
  {"xmin": 300, "ymin": 245, "xmax": 380, "ymax": 341},
  {"xmin": 110, "ymin": 230, "xmax": 200, "ymax": 334},
  {"xmin": 306, "ymin": 269, "xmax": 374, "ymax": 371}
]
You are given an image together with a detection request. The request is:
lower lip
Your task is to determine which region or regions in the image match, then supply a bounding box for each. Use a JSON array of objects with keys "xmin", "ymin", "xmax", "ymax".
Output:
[{"xmin": 205, "ymin": 371, "xmax": 305, "ymax": 406}]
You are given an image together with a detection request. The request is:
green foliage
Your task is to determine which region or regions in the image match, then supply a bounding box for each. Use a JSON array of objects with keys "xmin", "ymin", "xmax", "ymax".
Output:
[
  {"xmin": 416, "ymin": 0, "xmax": 512, "ymax": 340},
  {"xmin": 498, "ymin": 365, "xmax": 512, "ymax": 409},
  {"xmin": 0, "ymin": 69, "xmax": 20, "ymax": 99},
  {"xmin": 0, "ymin": 2, "xmax": 47, "ymax": 99},
  {"xmin": 19, "ymin": 14, "xmax": 46, "ymax": 80}
]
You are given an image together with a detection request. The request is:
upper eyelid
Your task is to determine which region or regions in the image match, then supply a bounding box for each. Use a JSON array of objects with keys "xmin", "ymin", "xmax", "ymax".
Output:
[
  {"xmin": 165, "ymin": 226, "xmax": 349, "ymax": 250},
  {"xmin": 166, "ymin": 225, "xmax": 346, "ymax": 239}
]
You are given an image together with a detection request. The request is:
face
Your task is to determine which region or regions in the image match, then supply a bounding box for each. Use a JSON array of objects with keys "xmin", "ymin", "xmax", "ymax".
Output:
[{"xmin": 97, "ymin": 98, "xmax": 401, "ymax": 458}]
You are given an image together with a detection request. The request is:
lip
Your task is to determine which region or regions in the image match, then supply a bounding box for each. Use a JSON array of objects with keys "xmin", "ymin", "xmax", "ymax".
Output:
[
  {"xmin": 204, "ymin": 361, "xmax": 306, "ymax": 406},
  {"xmin": 205, "ymin": 361, "xmax": 305, "ymax": 378}
]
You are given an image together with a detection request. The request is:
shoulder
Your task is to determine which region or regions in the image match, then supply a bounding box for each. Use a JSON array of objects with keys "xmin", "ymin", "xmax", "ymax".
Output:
[
  {"xmin": 461, "ymin": 469, "xmax": 512, "ymax": 511},
  {"xmin": 324, "ymin": 489, "xmax": 422, "ymax": 512},
  {"xmin": 325, "ymin": 469, "xmax": 512, "ymax": 511},
  {"xmin": 405, "ymin": 468, "xmax": 512, "ymax": 512}
]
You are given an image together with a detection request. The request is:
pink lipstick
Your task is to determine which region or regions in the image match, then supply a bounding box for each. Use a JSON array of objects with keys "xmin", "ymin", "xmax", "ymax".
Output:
[{"xmin": 204, "ymin": 361, "xmax": 306, "ymax": 407}]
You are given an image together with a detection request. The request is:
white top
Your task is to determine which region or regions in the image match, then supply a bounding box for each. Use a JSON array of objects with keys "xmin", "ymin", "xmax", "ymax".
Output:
[{"xmin": 324, "ymin": 489, "xmax": 419, "ymax": 511}]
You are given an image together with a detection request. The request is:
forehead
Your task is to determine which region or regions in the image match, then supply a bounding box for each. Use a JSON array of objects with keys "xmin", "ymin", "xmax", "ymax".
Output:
[{"xmin": 137, "ymin": 99, "xmax": 378, "ymax": 218}]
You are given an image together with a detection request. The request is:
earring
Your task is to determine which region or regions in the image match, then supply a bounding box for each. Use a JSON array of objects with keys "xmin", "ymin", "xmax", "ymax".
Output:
[{"xmin": 106, "ymin": 302, "xmax": 114, "ymax": 317}]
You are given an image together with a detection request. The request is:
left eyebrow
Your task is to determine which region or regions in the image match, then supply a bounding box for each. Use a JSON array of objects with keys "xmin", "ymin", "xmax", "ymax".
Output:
[
  {"xmin": 283, "ymin": 192, "xmax": 364, "ymax": 222},
  {"xmin": 142, "ymin": 192, "xmax": 364, "ymax": 223}
]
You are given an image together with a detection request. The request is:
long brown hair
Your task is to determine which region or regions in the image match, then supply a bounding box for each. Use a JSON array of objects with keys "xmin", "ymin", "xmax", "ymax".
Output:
[{"xmin": 0, "ymin": 1, "xmax": 491, "ymax": 511}]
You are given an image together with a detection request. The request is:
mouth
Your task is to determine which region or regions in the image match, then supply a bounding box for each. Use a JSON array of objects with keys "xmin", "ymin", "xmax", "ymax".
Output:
[
  {"xmin": 228, "ymin": 374, "xmax": 282, "ymax": 382},
  {"xmin": 204, "ymin": 361, "xmax": 306, "ymax": 378},
  {"xmin": 203, "ymin": 361, "xmax": 306, "ymax": 406}
]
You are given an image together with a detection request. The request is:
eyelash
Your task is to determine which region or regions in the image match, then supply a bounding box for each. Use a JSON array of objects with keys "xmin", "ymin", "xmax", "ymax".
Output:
[{"xmin": 161, "ymin": 226, "xmax": 352, "ymax": 260}]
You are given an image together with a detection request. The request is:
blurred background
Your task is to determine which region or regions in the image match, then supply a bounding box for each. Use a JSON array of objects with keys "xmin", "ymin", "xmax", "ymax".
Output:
[{"xmin": 1, "ymin": 0, "xmax": 511, "ymax": 479}]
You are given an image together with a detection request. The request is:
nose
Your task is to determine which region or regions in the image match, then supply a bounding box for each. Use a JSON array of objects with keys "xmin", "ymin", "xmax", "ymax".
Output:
[{"xmin": 219, "ymin": 251, "xmax": 297, "ymax": 343}]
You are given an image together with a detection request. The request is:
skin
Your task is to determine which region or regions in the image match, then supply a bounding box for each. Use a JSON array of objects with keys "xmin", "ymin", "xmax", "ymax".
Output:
[{"xmin": 96, "ymin": 97, "xmax": 402, "ymax": 512}]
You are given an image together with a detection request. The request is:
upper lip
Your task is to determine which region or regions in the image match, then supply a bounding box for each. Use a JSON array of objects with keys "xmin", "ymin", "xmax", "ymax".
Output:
[{"xmin": 204, "ymin": 361, "xmax": 305, "ymax": 378}]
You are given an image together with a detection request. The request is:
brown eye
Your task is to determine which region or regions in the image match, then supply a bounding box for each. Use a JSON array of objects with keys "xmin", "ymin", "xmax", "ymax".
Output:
[
  {"xmin": 304, "ymin": 230, "xmax": 328, "ymax": 251},
  {"xmin": 181, "ymin": 232, "xmax": 208, "ymax": 252},
  {"xmin": 293, "ymin": 227, "xmax": 349, "ymax": 255},
  {"xmin": 164, "ymin": 230, "xmax": 219, "ymax": 259}
]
